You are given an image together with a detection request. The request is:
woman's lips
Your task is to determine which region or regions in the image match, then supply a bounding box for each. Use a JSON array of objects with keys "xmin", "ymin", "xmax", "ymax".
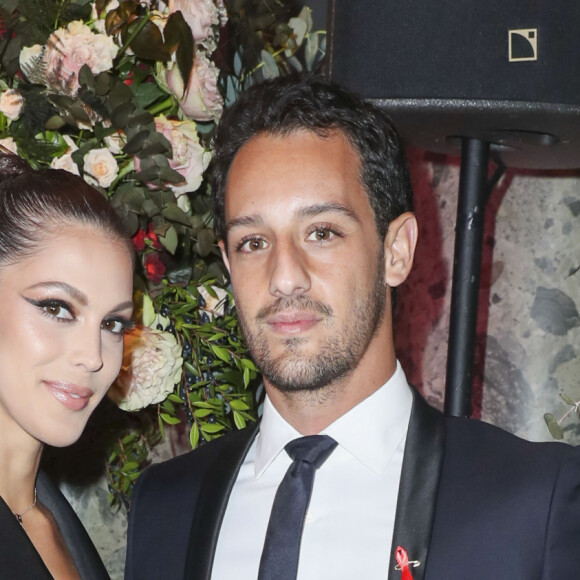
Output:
[
  {"xmin": 44, "ymin": 381, "xmax": 93, "ymax": 411},
  {"xmin": 266, "ymin": 311, "xmax": 321, "ymax": 334}
]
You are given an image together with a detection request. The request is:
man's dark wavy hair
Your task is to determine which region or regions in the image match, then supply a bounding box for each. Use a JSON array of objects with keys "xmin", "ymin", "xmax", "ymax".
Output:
[{"xmin": 210, "ymin": 74, "xmax": 413, "ymax": 243}]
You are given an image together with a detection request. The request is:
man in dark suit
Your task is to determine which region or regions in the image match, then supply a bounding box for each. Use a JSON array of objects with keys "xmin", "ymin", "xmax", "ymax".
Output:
[{"xmin": 125, "ymin": 76, "xmax": 580, "ymax": 580}]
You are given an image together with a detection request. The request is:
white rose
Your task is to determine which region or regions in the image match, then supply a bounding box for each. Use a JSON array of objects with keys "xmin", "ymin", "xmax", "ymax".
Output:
[
  {"xmin": 104, "ymin": 130, "xmax": 126, "ymax": 155},
  {"xmin": 50, "ymin": 135, "xmax": 80, "ymax": 175},
  {"xmin": 83, "ymin": 147, "xmax": 118, "ymax": 188},
  {"xmin": 109, "ymin": 326, "xmax": 183, "ymax": 412},
  {"xmin": 0, "ymin": 89, "xmax": 24, "ymax": 121},
  {"xmin": 0, "ymin": 137, "xmax": 18, "ymax": 154}
]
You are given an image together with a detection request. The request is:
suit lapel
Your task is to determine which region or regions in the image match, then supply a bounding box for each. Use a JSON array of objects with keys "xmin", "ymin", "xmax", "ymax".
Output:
[
  {"xmin": 183, "ymin": 423, "xmax": 259, "ymax": 579},
  {"xmin": 37, "ymin": 472, "xmax": 110, "ymax": 580},
  {"xmin": 388, "ymin": 390, "xmax": 446, "ymax": 580}
]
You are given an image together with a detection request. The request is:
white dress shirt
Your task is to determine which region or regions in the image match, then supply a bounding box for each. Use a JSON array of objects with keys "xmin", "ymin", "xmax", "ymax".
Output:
[{"xmin": 211, "ymin": 361, "xmax": 413, "ymax": 580}]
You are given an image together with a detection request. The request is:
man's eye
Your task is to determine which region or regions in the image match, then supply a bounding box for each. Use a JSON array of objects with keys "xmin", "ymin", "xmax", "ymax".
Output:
[
  {"xmin": 239, "ymin": 237, "xmax": 268, "ymax": 252},
  {"xmin": 308, "ymin": 228, "xmax": 335, "ymax": 242}
]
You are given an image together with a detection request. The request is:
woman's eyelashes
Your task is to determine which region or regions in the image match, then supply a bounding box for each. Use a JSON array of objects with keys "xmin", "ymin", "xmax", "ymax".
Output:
[
  {"xmin": 102, "ymin": 317, "xmax": 134, "ymax": 336},
  {"xmin": 24, "ymin": 296, "xmax": 134, "ymax": 336},
  {"xmin": 26, "ymin": 297, "xmax": 75, "ymax": 322}
]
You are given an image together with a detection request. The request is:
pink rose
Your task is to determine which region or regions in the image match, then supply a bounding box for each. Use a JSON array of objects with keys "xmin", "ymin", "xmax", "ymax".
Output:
[
  {"xmin": 165, "ymin": 52, "xmax": 223, "ymax": 121},
  {"xmin": 43, "ymin": 21, "xmax": 118, "ymax": 94},
  {"xmin": 0, "ymin": 89, "xmax": 24, "ymax": 121},
  {"xmin": 169, "ymin": 0, "xmax": 219, "ymax": 47},
  {"xmin": 135, "ymin": 115, "xmax": 211, "ymax": 197}
]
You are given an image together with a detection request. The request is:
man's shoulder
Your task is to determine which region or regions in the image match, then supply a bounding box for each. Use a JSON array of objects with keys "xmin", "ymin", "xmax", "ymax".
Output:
[
  {"xmin": 136, "ymin": 422, "xmax": 259, "ymax": 493},
  {"xmin": 442, "ymin": 414, "xmax": 578, "ymax": 476}
]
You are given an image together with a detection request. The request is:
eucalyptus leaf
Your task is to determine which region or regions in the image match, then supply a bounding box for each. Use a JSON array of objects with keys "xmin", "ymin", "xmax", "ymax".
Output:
[
  {"xmin": 560, "ymin": 393, "xmax": 577, "ymax": 406},
  {"xmin": 159, "ymin": 225, "xmax": 178, "ymax": 254},
  {"xmin": 260, "ymin": 50, "xmax": 279, "ymax": 79},
  {"xmin": 124, "ymin": 130, "xmax": 151, "ymax": 154},
  {"xmin": 195, "ymin": 228, "xmax": 215, "ymax": 257},
  {"xmin": 162, "ymin": 202, "xmax": 192, "ymax": 226},
  {"xmin": 544, "ymin": 413, "xmax": 564, "ymax": 440},
  {"xmin": 165, "ymin": 10, "xmax": 194, "ymax": 92},
  {"xmin": 110, "ymin": 101, "xmax": 135, "ymax": 129},
  {"xmin": 304, "ymin": 33, "xmax": 319, "ymax": 71},
  {"xmin": 132, "ymin": 82, "xmax": 167, "ymax": 109},
  {"xmin": 129, "ymin": 19, "xmax": 171, "ymax": 61}
]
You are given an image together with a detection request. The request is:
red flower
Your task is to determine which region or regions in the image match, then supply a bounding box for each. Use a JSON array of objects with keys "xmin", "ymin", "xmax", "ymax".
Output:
[
  {"xmin": 143, "ymin": 252, "xmax": 166, "ymax": 284},
  {"xmin": 132, "ymin": 229, "xmax": 146, "ymax": 252},
  {"xmin": 132, "ymin": 225, "xmax": 163, "ymax": 252},
  {"xmin": 146, "ymin": 223, "xmax": 162, "ymax": 250}
]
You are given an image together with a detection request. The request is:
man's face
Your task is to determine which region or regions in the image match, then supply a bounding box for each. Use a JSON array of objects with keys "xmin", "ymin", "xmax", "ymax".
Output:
[{"xmin": 220, "ymin": 129, "xmax": 389, "ymax": 394}]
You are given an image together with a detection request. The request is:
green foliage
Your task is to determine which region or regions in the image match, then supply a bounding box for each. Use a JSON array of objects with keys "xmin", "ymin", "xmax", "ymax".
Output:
[
  {"xmin": 544, "ymin": 392, "xmax": 580, "ymax": 441},
  {"xmin": 0, "ymin": 0, "xmax": 325, "ymax": 509}
]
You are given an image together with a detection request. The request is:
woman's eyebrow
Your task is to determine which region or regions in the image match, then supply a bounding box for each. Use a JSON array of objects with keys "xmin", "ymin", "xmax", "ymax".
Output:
[{"xmin": 26, "ymin": 281, "xmax": 88, "ymax": 305}]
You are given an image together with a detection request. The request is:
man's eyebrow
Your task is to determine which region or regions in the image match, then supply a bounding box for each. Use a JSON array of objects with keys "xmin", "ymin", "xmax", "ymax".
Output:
[
  {"xmin": 226, "ymin": 202, "xmax": 360, "ymax": 235},
  {"xmin": 297, "ymin": 202, "xmax": 360, "ymax": 223},
  {"xmin": 225, "ymin": 214, "xmax": 264, "ymax": 235}
]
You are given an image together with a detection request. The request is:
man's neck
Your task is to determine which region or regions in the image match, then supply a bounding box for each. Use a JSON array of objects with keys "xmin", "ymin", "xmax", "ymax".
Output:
[{"xmin": 264, "ymin": 348, "xmax": 397, "ymax": 435}]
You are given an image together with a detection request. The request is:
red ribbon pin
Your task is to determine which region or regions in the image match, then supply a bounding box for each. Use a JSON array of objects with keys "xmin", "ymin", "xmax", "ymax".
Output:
[{"xmin": 395, "ymin": 546, "xmax": 415, "ymax": 580}]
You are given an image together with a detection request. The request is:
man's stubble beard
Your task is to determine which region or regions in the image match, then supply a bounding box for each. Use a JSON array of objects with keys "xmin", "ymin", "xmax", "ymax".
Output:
[{"xmin": 235, "ymin": 251, "xmax": 387, "ymax": 395}]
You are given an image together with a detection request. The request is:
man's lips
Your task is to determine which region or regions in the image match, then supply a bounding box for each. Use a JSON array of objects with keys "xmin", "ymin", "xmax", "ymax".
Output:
[
  {"xmin": 44, "ymin": 381, "xmax": 94, "ymax": 411},
  {"xmin": 266, "ymin": 311, "xmax": 322, "ymax": 334}
]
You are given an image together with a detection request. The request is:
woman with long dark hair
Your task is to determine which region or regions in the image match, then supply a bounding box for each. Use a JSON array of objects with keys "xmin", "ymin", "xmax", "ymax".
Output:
[{"xmin": 0, "ymin": 151, "xmax": 134, "ymax": 579}]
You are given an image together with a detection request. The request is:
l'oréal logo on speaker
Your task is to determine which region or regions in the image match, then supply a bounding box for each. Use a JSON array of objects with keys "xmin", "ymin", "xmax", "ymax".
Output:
[{"xmin": 508, "ymin": 29, "xmax": 538, "ymax": 62}]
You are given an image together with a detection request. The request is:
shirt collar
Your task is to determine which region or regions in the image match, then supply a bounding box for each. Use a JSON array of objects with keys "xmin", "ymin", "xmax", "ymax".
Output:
[{"xmin": 255, "ymin": 361, "xmax": 413, "ymax": 476}]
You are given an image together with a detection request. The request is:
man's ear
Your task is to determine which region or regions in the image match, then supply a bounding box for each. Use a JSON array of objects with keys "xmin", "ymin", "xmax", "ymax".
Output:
[
  {"xmin": 218, "ymin": 240, "xmax": 231, "ymax": 275},
  {"xmin": 383, "ymin": 212, "xmax": 418, "ymax": 287}
]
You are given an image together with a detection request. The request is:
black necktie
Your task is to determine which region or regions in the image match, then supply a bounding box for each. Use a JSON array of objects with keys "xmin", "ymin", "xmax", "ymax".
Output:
[{"xmin": 258, "ymin": 435, "xmax": 338, "ymax": 580}]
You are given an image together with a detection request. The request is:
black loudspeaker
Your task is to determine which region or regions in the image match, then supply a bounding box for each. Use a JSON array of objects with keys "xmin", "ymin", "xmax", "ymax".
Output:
[{"xmin": 327, "ymin": 1, "xmax": 580, "ymax": 169}]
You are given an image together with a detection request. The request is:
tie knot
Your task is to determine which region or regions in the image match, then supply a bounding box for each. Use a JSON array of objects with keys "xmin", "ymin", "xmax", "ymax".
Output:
[{"xmin": 285, "ymin": 435, "xmax": 337, "ymax": 468}]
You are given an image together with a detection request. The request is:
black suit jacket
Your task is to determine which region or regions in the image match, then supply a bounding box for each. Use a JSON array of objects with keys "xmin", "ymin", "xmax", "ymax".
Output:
[
  {"xmin": 125, "ymin": 392, "xmax": 580, "ymax": 579},
  {"xmin": 0, "ymin": 471, "xmax": 110, "ymax": 580}
]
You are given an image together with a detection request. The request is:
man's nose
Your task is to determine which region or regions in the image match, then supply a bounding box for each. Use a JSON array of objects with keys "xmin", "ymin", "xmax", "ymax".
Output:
[{"xmin": 268, "ymin": 240, "xmax": 311, "ymax": 298}]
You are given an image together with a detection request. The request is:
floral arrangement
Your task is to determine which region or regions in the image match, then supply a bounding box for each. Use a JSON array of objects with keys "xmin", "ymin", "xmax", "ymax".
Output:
[{"xmin": 0, "ymin": 0, "xmax": 325, "ymax": 507}]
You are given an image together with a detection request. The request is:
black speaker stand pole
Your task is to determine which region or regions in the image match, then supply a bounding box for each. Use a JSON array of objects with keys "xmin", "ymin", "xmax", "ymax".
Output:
[{"xmin": 444, "ymin": 138, "xmax": 491, "ymax": 418}]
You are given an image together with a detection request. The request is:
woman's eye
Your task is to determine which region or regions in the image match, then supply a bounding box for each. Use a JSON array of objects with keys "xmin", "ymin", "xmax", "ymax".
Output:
[
  {"xmin": 102, "ymin": 319, "xmax": 128, "ymax": 335},
  {"xmin": 43, "ymin": 302, "xmax": 74, "ymax": 320}
]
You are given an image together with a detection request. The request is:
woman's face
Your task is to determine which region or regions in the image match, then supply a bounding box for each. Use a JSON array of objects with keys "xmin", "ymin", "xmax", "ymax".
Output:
[{"xmin": 0, "ymin": 226, "xmax": 134, "ymax": 448}]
